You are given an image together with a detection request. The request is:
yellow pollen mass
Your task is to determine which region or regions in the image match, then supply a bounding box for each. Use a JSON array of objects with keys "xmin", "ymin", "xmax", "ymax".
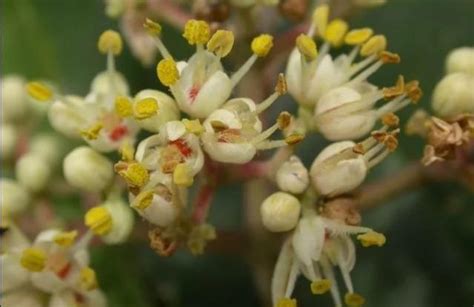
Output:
[
  {"xmin": 324, "ymin": 19, "xmax": 349, "ymax": 47},
  {"xmin": 53, "ymin": 230, "xmax": 78, "ymax": 247},
  {"xmin": 20, "ymin": 248, "xmax": 46, "ymax": 272},
  {"xmin": 360, "ymin": 35, "xmax": 387, "ymax": 57},
  {"xmin": 173, "ymin": 163, "xmax": 194, "ymax": 187},
  {"xmin": 312, "ymin": 4, "xmax": 329, "ymax": 35},
  {"xmin": 344, "ymin": 292, "xmax": 366, "ymax": 307},
  {"xmin": 207, "ymin": 30, "xmax": 235, "ymax": 58},
  {"xmin": 134, "ymin": 97, "xmax": 159, "ymax": 120},
  {"xmin": 311, "ymin": 279, "xmax": 332, "ymax": 294},
  {"xmin": 26, "ymin": 82, "xmax": 53, "ymax": 102},
  {"xmin": 276, "ymin": 298, "xmax": 297, "ymax": 307},
  {"xmin": 296, "ymin": 34, "xmax": 318, "ymax": 61},
  {"xmin": 157, "ymin": 58, "xmax": 180, "ymax": 86},
  {"xmin": 79, "ymin": 267, "xmax": 98, "ymax": 291},
  {"xmin": 285, "ymin": 134, "xmax": 304, "ymax": 145},
  {"xmin": 357, "ymin": 231, "xmax": 386, "ymax": 247},
  {"xmin": 80, "ymin": 122, "xmax": 103, "ymax": 140},
  {"xmin": 405, "ymin": 80, "xmax": 423, "ymax": 103},
  {"xmin": 344, "ymin": 28, "xmax": 374, "ymax": 45},
  {"xmin": 251, "ymin": 34, "xmax": 274, "ymax": 57},
  {"xmin": 115, "ymin": 96, "xmax": 133, "ymax": 118},
  {"xmin": 278, "ymin": 112, "xmax": 292, "ymax": 130},
  {"xmin": 119, "ymin": 142, "xmax": 135, "ymax": 161},
  {"xmin": 85, "ymin": 206, "xmax": 113, "ymax": 236},
  {"xmin": 98, "ymin": 30, "xmax": 123, "ymax": 55},
  {"xmin": 183, "ymin": 119, "xmax": 204, "ymax": 135},
  {"xmin": 182, "ymin": 19, "xmax": 210, "ymax": 45},
  {"xmin": 143, "ymin": 18, "xmax": 162, "ymax": 36},
  {"xmin": 119, "ymin": 162, "xmax": 149, "ymax": 188},
  {"xmin": 132, "ymin": 190, "xmax": 155, "ymax": 210}
]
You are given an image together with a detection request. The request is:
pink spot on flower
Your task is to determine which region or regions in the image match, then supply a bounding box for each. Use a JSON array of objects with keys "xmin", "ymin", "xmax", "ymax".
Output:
[
  {"xmin": 57, "ymin": 262, "xmax": 71, "ymax": 279},
  {"xmin": 170, "ymin": 139, "xmax": 193, "ymax": 158},
  {"xmin": 188, "ymin": 85, "xmax": 200, "ymax": 104},
  {"xmin": 109, "ymin": 124, "xmax": 128, "ymax": 142}
]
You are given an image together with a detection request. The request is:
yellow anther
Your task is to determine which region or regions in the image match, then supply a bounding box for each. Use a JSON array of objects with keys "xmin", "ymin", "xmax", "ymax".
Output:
[
  {"xmin": 182, "ymin": 19, "xmax": 210, "ymax": 45},
  {"xmin": 173, "ymin": 163, "xmax": 194, "ymax": 187},
  {"xmin": 53, "ymin": 230, "xmax": 78, "ymax": 247},
  {"xmin": 26, "ymin": 82, "xmax": 53, "ymax": 102},
  {"xmin": 80, "ymin": 122, "xmax": 103, "ymax": 141},
  {"xmin": 134, "ymin": 97, "xmax": 159, "ymax": 120},
  {"xmin": 276, "ymin": 297, "xmax": 297, "ymax": 307},
  {"xmin": 115, "ymin": 96, "xmax": 133, "ymax": 118},
  {"xmin": 311, "ymin": 279, "xmax": 332, "ymax": 295},
  {"xmin": 381, "ymin": 113, "xmax": 400, "ymax": 127},
  {"xmin": 85, "ymin": 206, "xmax": 113, "ymax": 236},
  {"xmin": 360, "ymin": 35, "xmax": 387, "ymax": 57},
  {"xmin": 97, "ymin": 30, "xmax": 123, "ymax": 55},
  {"xmin": 119, "ymin": 142, "xmax": 135, "ymax": 161},
  {"xmin": 357, "ymin": 231, "xmax": 386, "ymax": 247},
  {"xmin": 344, "ymin": 292, "xmax": 366, "ymax": 307},
  {"xmin": 251, "ymin": 34, "xmax": 274, "ymax": 57},
  {"xmin": 143, "ymin": 18, "xmax": 162, "ymax": 36},
  {"xmin": 344, "ymin": 28, "xmax": 374, "ymax": 45},
  {"xmin": 277, "ymin": 112, "xmax": 292, "ymax": 130},
  {"xmin": 20, "ymin": 248, "xmax": 46, "ymax": 272},
  {"xmin": 383, "ymin": 75, "xmax": 405, "ymax": 99},
  {"xmin": 285, "ymin": 134, "xmax": 304, "ymax": 145},
  {"xmin": 157, "ymin": 58, "xmax": 179, "ymax": 86},
  {"xmin": 296, "ymin": 34, "xmax": 318, "ymax": 61},
  {"xmin": 118, "ymin": 162, "xmax": 149, "ymax": 188},
  {"xmin": 324, "ymin": 19, "xmax": 349, "ymax": 47},
  {"xmin": 79, "ymin": 267, "xmax": 98, "ymax": 291},
  {"xmin": 183, "ymin": 119, "xmax": 204, "ymax": 135},
  {"xmin": 405, "ymin": 80, "xmax": 423, "ymax": 103},
  {"xmin": 275, "ymin": 73, "xmax": 287, "ymax": 96},
  {"xmin": 379, "ymin": 51, "xmax": 400, "ymax": 64},
  {"xmin": 312, "ymin": 4, "xmax": 329, "ymax": 35},
  {"xmin": 132, "ymin": 190, "xmax": 154, "ymax": 210},
  {"xmin": 207, "ymin": 30, "xmax": 234, "ymax": 58}
]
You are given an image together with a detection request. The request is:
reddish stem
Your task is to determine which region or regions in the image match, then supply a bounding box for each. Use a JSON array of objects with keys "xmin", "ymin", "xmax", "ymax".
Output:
[
  {"xmin": 191, "ymin": 184, "xmax": 216, "ymax": 223},
  {"xmin": 147, "ymin": 0, "xmax": 192, "ymax": 29}
]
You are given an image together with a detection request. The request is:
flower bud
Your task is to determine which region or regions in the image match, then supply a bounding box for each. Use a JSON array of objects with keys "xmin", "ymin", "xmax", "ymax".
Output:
[
  {"xmin": 102, "ymin": 198, "xmax": 134, "ymax": 244},
  {"xmin": 446, "ymin": 47, "xmax": 474, "ymax": 75},
  {"xmin": 1, "ymin": 75, "xmax": 29, "ymax": 123},
  {"xmin": 260, "ymin": 192, "xmax": 301, "ymax": 232},
  {"xmin": 1, "ymin": 179, "xmax": 30, "ymax": 215},
  {"xmin": 63, "ymin": 147, "xmax": 114, "ymax": 192},
  {"xmin": 133, "ymin": 90, "xmax": 179, "ymax": 132},
  {"xmin": 276, "ymin": 156, "xmax": 309, "ymax": 194},
  {"xmin": 48, "ymin": 95, "xmax": 88, "ymax": 139},
  {"xmin": 432, "ymin": 73, "xmax": 474, "ymax": 117},
  {"xmin": 310, "ymin": 141, "xmax": 367, "ymax": 196},
  {"xmin": 90, "ymin": 71, "xmax": 129, "ymax": 100},
  {"xmin": 131, "ymin": 186, "xmax": 179, "ymax": 227},
  {"xmin": 1, "ymin": 123, "xmax": 18, "ymax": 160},
  {"xmin": 29, "ymin": 134, "xmax": 63, "ymax": 167},
  {"xmin": 15, "ymin": 153, "xmax": 52, "ymax": 193}
]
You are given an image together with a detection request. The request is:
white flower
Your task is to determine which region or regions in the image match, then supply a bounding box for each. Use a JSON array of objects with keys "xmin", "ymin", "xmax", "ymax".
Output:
[
  {"xmin": 432, "ymin": 72, "xmax": 474, "ymax": 117},
  {"xmin": 63, "ymin": 146, "xmax": 114, "ymax": 192},
  {"xmin": 261, "ymin": 192, "xmax": 301, "ymax": 232},
  {"xmin": 310, "ymin": 131, "xmax": 397, "ymax": 196},
  {"xmin": 276, "ymin": 156, "xmax": 309, "ymax": 194},
  {"xmin": 1, "ymin": 123, "xmax": 18, "ymax": 160},
  {"xmin": 1, "ymin": 178, "xmax": 31, "ymax": 216},
  {"xmin": 1, "ymin": 75, "xmax": 30, "ymax": 123},
  {"xmin": 15, "ymin": 153, "xmax": 52, "ymax": 193},
  {"xmin": 445, "ymin": 47, "xmax": 474, "ymax": 75}
]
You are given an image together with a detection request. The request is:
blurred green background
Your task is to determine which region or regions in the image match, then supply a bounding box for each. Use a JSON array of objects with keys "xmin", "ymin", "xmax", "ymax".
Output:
[{"xmin": 2, "ymin": 0, "xmax": 474, "ymax": 306}]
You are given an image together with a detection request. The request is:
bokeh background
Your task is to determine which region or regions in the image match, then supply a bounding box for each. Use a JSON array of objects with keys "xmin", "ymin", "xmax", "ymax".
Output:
[{"xmin": 2, "ymin": 0, "xmax": 474, "ymax": 306}]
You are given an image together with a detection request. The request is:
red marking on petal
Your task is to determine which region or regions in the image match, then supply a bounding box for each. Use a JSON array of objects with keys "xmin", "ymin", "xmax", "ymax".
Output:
[
  {"xmin": 109, "ymin": 124, "xmax": 128, "ymax": 142},
  {"xmin": 74, "ymin": 292, "xmax": 85, "ymax": 304},
  {"xmin": 170, "ymin": 139, "xmax": 193, "ymax": 158},
  {"xmin": 188, "ymin": 85, "xmax": 200, "ymax": 104},
  {"xmin": 56, "ymin": 262, "xmax": 72, "ymax": 279}
]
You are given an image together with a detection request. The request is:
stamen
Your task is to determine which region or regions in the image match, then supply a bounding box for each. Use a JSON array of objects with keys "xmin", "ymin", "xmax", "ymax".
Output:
[
  {"xmin": 324, "ymin": 19, "xmax": 349, "ymax": 47},
  {"xmin": 251, "ymin": 34, "xmax": 274, "ymax": 57},
  {"xmin": 276, "ymin": 298, "xmax": 297, "ymax": 307},
  {"xmin": 256, "ymin": 74, "xmax": 287, "ymax": 113},
  {"xmin": 183, "ymin": 119, "xmax": 204, "ymax": 135},
  {"xmin": 85, "ymin": 206, "xmax": 113, "ymax": 235},
  {"xmin": 207, "ymin": 30, "xmax": 234, "ymax": 58},
  {"xmin": 157, "ymin": 58, "xmax": 180, "ymax": 86},
  {"xmin": 230, "ymin": 55, "xmax": 257, "ymax": 87},
  {"xmin": 119, "ymin": 142, "xmax": 135, "ymax": 161},
  {"xmin": 345, "ymin": 28, "xmax": 374, "ymax": 45},
  {"xmin": 296, "ymin": 34, "xmax": 318, "ymax": 61},
  {"xmin": 118, "ymin": 162, "xmax": 150, "ymax": 188},
  {"xmin": 311, "ymin": 279, "xmax": 332, "ymax": 295},
  {"xmin": 53, "ymin": 230, "xmax": 78, "ymax": 247},
  {"xmin": 143, "ymin": 18, "xmax": 162, "ymax": 36},
  {"xmin": 80, "ymin": 122, "xmax": 104, "ymax": 140},
  {"xmin": 115, "ymin": 96, "xmax": 133, "ymax": 117},
  {"xmin": 348, "ymin": 54, "xmax": 377, "ymax": 77},
  {"xmin": 357, "ymin": 231, "xmax": 386, "ymax": 247},
  {"xmin": 311, "ymin": 4, "xmax": 329, "ymax": 37},
  {"xmin": 360, "ymin": 35, "xmax": 387, "ymax": 57},
  {"xmin": 79, "ymin": 267, "xmax": 98, "ymax": 291},
  {"xmin": 97, "ymin": 30, "xmax": 123, "ymax": 55},
  {"xmin": 379, "ymin": 51, "xmax": 400, "ymax": 64},
  {"xmin": 320, "ymin": 257, "xmax": 342, "ymax": 307},
  {"xmin": 134, "ymin": 97, "xmax": 159, "ymax": 120},
  {"xmin": 349, "ymin": 60, "xmax": 384, "ymax": 85},
  {"xmin": 278, "ymin": 112, "xmax": 292, "ymax": 130},
  {"xmin": 173, "ymin": 163, "xmax": 194, "ymax": 187},
  {"xmin": 367, "ymin": 148, "xmax": 390, "ymax": 168},
  {"xmin": 405, "ymin": 80, "xmax": 423, "ymax": 103},
  {"xmin": 132, "ymin": 190, "xmax": 154, "ymax": 210},
  {"xmin": 382, "ymin": 75, "xmax": 405, "ymax": 99},
  {"xmin": 26, "ymin": 82, "xmax": 54, "ymax": 102},
  {"xmin": 381, "ymin": 113, "xmax": 400, "ymax": 127},
  {"xmin": 285, "ymin": 134, "xmax": 304, "ymax": 145},
  {"xmin": 344, "ymin": 293, "xmax": 366, "ymax": 307},
  {"xmin": 182, "ymin": 19, "xmax": 211, "ymax": 45},
  {"xmin": 339, "ymin": 265, "xmax": 354, "ymax": 294},
  {"xmin": 20, "ymin": 248, "xmax": 46, "ymax": 272}
]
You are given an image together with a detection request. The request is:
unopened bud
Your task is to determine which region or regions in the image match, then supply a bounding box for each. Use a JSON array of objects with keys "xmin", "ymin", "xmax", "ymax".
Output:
[
  {"xmin": 260, "ymin": 192, "xmax": 301, "ymax": 232},
  {"xmin": 276, "ymin": 156, "xmax": 309, "ymax": 194},
  {"xmin": 15, "ymin": 153, "xmax": 52, "ymax": 193},
  {"xmin": 1, "ymin": 179, "xmax": 30, "ymax": 216},
  {"xmin": 1, "ymin": 123, "xmax": 18, "ymax": 160},
  {"xmin": 432, "ymin": 72, "xmax": 474, "ymax": 117},
  {"xmin": 445, "ymin": 47, "xmax": 474, "ymax": 75}
]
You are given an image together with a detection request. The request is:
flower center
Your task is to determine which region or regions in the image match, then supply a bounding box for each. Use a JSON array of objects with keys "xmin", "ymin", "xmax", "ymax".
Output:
[{"xmin": 109, "ymin": 124, "xmax": 128, "ymax": 141}]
